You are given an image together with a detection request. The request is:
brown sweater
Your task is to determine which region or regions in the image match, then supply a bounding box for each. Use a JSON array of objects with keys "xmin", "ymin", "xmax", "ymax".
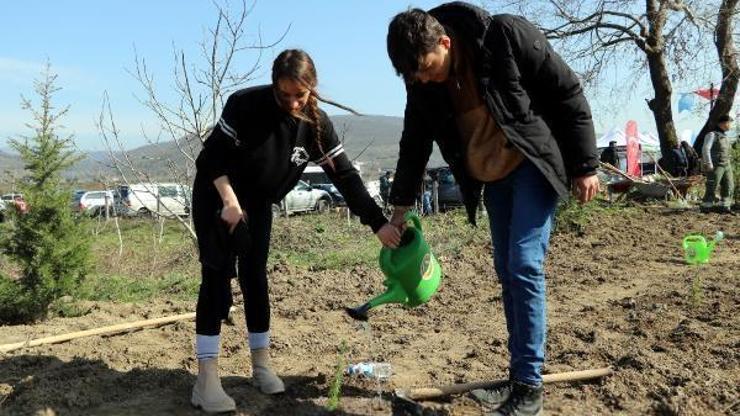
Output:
[{"xmin": 446, "ymin": 43, "xmax": 523, "ymax": 182}]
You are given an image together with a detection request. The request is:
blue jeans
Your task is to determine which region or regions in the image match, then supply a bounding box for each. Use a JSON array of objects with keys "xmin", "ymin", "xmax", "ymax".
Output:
[{"xmin": 483, "ymin": 160, "xmax": 558, "ymax": 386}]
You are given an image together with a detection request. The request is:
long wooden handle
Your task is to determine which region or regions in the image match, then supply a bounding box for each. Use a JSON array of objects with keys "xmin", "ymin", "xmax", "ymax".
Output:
[
  {"xmin": 0, "ymin": 307, "xmax": 236, "ymax": 354},
  {"xmin": 402, "ymin": 367, "xmax": 613, "ymax": 401}
]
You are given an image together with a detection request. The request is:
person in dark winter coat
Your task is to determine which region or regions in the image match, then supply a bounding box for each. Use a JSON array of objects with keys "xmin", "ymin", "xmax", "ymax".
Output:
[
  {"xmin": 379, "ymin": 170, "xmax": 393, "ymax": 207},
  {"xmin": 662, "ymin": 144, "xmax": 689, "ymax": 177},
  {"xmin": 599, "ymin": 141, "xmax": 620, "ymax": 168},
  {"xmin": 385, "ymin": 3, "xmax": 600, "ymax": 415},
  {"xmin": 681, "ymin": 140, "xmax": 700, "ymax": 176},
  {"xmin": 189, "ymin": 49, "xmax": 401, "ymax": 413}
]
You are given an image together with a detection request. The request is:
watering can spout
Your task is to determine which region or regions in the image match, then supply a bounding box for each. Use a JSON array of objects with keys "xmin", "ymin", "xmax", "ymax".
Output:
[
  {"xmin": 368, "ymin": 281, "xmax": 409, "ymax": 308},
  {"xmin": 707, "ymin": 241, "xmax": 717, "ymax": 255},
  {"xmin": 709, "ymin": 231, "xmax": 725, "ymax": 255},
  {"xmin": 345, "ymin": 303, "xmax": 371, "ymax": 321}
]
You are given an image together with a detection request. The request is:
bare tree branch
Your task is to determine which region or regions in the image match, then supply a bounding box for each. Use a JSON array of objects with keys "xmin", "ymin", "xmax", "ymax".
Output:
[
  {"xmin": 97, "ymin": 0, "xmax": 287, "ymax": 240},
  {"xmin": 485, "ymin": 0, "xmax": 726, "ymax": 165}
]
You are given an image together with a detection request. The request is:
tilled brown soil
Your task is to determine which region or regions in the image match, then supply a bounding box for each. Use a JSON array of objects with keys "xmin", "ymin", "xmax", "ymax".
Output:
[{"xmin": 0, "ymin": 207, "xmax": 738, "ymax": 415}]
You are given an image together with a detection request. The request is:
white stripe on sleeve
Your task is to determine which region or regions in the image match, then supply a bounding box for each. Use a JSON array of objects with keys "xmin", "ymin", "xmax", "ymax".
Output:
[
  {"xmin": 315, "ymin": 144, "xmax": 345, "ymax": 165},
  {"xmin": 218, "ymin": 118, "xmax": 237, "ymax": 140}
]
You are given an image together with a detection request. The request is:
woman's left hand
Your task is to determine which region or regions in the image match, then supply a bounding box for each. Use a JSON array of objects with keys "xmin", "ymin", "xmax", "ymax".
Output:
[{"xmin": 376, "ymin": 223, "xmax": 402, "ymax": 248}]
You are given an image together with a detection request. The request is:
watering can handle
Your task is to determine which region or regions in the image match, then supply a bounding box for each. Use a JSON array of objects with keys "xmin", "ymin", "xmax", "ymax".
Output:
[
  {"xmin": 404, "ymin": 211, "xmax": 422, "ymax": 232},
  {"xmin": 682, "ymin": 235, "xmax": 705, "ymax": 249}
]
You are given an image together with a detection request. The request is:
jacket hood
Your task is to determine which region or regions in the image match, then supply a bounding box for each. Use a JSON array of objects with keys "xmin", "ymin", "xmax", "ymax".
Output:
[{"xmin": 429, "ymin": 2, "xmax": 491, "ymax": 52}]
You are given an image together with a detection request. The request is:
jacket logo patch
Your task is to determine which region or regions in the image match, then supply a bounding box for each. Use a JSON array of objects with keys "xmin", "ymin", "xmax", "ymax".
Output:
[
  {"xmin": 290, "ymin": 146, "xmax": 309, "ymax": 165},
  {"xmin": 533, "ymin": 39, "xmax": 542, "ymax": 50}
]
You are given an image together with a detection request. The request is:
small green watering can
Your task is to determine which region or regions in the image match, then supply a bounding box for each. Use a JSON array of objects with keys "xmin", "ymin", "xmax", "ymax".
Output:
[
  {"xmin": 346, "ymin": 212, "xmax": 443, "ymax": 321},
  {"xmin": 682, "ymin": 231, "xmax": 724, "ymax": 265}
]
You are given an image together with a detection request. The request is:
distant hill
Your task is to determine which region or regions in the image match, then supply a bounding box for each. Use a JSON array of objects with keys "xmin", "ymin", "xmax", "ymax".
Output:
[
  {"xmin": 0, "ymin": 151, "xmax": 23, "ymax": 171},
  {"xmin": 0, "ymin": 151, "xmax": 24, "ymax": 190},
  {"xmin": 0, "ymin": 114, "xmax": 450, "ymax": 189},
  {"xmin": 326, "ymin": 115, "xmax": 445, "ymax": 174}
]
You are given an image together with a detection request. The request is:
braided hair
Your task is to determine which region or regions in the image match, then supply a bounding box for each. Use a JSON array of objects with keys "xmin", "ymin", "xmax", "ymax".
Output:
[{"xmin": 272, "ymin": 49, "xmax": 360, "ymax": 171}]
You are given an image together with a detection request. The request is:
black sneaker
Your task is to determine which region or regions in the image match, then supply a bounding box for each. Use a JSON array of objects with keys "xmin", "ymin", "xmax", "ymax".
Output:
[
  {"xmin": 470, "ymin": 381, "xmax": 512, "ymax": 410},
  {"xmin": 699, "ymin": 205, "xmax": 713, "ymax": 214},
  {"xmin": 485, "ymin": 381, "xmax": 543, "ymax": 416}
]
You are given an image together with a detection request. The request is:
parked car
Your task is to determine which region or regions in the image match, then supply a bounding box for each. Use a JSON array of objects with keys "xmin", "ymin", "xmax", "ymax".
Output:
[
  {"xmin": 300, "ymin": 164, "xmax": 376, "ymax": 207},
  {"xmin": 312, "ymin": 183, "xmax": 345, "ymax": 206},
  {"xmin": 300, "ymin": 165, "xmax": 331, "ymax": 185},
  {"xmin": 72, "ymin": 189, "xmax": 86, "ymax": 200},
  {"xmin": 72, "ymin": 190, "xmax": 118, "ymax": 217},
  {"xmin": 427, "ymin": 167, "xmax": 464, "ymax": 209},
  {"xmin": 1, "ymin": 193, "xmax": 23, "ymax": 203},
  {"xmin": 273, "ymin": 180, "xmax": 333, "ymax": 217},
  {"xmin": 117, "ymin": 183, "xmax": 192, "ymax": 217}
]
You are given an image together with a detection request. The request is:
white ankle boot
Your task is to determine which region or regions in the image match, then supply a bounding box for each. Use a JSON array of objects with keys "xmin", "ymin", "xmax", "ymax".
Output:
[
  {"xmin": 251, "ymin": 348, "xmax": 285, "ymax": 394},
  {"xmin": 191, "ymin": 358, "xmax": 236, "ymax": 413}
]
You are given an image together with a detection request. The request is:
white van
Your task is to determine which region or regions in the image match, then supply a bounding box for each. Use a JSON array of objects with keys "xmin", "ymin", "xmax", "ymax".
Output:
[
  {"xmin": 117, "ymin": 183, "xmax": 191, "ymax": 217},
  {"xmin": 72, "ymin": 190, "xmax": 117, "ymax": 216}
]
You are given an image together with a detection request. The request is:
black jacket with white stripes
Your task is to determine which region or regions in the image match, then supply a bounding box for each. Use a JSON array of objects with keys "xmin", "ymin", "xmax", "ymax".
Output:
[{"xmin": 194, "ymin": 85, "xmax": 387, "ymax": 233}]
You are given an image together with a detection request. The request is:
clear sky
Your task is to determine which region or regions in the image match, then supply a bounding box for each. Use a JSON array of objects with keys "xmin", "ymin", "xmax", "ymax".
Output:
[{"xmin": 0, "ymin": 0, "xmax": 717, "ymax": 151}]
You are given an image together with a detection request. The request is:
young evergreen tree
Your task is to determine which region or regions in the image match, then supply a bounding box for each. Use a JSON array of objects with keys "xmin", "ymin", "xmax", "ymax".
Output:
[{"xmin": 0, "ymin": 63, "xmax": 91, "ymax": 324}]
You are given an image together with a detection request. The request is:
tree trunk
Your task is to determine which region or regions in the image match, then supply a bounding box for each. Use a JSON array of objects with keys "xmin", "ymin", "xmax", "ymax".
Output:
[
  {"xmin": 645, "ymin": 0, "xmax": 679, "ymax": 159},
  {"xmin": 694, "ymin": 0, "xmax": 739, "ymax": 152},
  {"xmin": 646, "ymin": 50, "xmax": 680, "ymax": 157}
]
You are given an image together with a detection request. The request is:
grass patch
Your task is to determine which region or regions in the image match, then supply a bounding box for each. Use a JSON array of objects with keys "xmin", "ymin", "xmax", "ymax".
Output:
[
  {"xmin": 270, "ymin": 209, "xmax": 490, "ymax": 269},
  {"xmin": 554, "ymin": 197, "xmax": 636, "ymax": 235},
  {"xmin": 269, "ymin": 214, "xmax": 380, "ymax": 270},
  {"xmin": 423, "ymin": 210, "xmax": 490, "ymax": 257},
  {"xmin": 79, "ymin": 272, "xmax": 199, "ymax": 303},
  {"xmin": 49, "ymin": 297, "xmax": 91, "ymax": 318},
  {"xmin": 91, "ymin": 218, "xmax": 198, "ymax": 277}
]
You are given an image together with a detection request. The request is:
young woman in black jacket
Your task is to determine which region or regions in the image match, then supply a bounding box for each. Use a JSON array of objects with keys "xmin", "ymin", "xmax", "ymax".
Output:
[{"xmin": 190, "ymin": 49, "xmax": 400, "ymax": 413}]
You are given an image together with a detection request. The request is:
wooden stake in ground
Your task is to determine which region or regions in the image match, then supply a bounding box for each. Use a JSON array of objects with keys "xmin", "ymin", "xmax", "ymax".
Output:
[
  {"xmin": 398, "ymin": 367, "xmax": 613, "ymax": 401},
  {"xmin": 0, "ymin": 307, "xmax": 236, "ymax": 354},
  {"xmin": 599, "ymin": 161, "xmax": 641, "ymax": 183}
]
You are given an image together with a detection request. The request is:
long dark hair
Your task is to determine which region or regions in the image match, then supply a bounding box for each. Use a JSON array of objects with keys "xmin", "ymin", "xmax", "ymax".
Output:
[{"xmin": 272, "ymin": 49, "xmax": 359, "ymax": 170}]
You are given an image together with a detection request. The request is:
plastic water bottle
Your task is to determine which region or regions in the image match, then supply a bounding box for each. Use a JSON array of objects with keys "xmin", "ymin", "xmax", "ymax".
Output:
[
  {"xmin": 345, "ymin": 362, "xmax": 392, "ymax": 380},
  {"xmin": 714, "ymin": 231, "xmax": 724, "ymax": 242}
]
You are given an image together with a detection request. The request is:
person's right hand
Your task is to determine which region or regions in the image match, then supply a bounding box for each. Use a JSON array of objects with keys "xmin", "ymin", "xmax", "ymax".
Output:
[
  {"xmin": 220, "ymin": 203, "xmax": 245, "ymax": 233},
  {"xmin": 572, "ymin": 174, "xmax": 600, "ymax": 204}
]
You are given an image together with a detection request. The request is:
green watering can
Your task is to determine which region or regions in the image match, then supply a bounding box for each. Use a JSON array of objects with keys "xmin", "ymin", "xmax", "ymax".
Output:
[
  {"xmin": 345, "ymin": 212, "xmax": 443, "ymax": 321},
  {"xmin": 682, "ymin": 231, "xmax": 724, "ymax": 265}
]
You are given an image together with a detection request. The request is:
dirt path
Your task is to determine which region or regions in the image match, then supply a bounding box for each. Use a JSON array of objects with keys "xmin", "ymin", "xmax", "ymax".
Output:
[{"xmin": 1, "ymin": 207, "xmax": 738, "ymax": 415}]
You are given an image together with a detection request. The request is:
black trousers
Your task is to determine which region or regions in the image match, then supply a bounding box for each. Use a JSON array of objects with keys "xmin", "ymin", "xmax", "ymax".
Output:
[{"xmin": 194, "ymin": 198, "xmax": 273, "ymax": 336}]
